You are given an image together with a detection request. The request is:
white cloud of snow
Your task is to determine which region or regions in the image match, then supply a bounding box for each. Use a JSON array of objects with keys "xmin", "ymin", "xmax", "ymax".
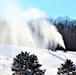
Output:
[{"xmin": 0, "ymin": 0, "xmax": 46, "ymax": 21}]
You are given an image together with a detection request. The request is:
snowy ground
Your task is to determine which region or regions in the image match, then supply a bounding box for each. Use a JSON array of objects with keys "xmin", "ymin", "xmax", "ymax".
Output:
[{"xmin": 0, "ymin": 45, "xmax": 76, "ymax": 75}]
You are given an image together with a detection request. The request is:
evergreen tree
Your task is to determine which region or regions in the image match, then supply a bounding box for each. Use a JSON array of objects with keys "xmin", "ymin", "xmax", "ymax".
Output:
[
  {"xmin": 11, "ymin": 51, "xmax": 46, "ymax": 75},
  {"xmin": 57, "ymin": 59, "xmax": 76, "ymax": 75}
]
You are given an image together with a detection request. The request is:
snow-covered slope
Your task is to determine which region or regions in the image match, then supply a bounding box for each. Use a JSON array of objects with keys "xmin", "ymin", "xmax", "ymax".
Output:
[{"xmin": 0, "ymin": 45, "xmax": 76, "ymax": 75}]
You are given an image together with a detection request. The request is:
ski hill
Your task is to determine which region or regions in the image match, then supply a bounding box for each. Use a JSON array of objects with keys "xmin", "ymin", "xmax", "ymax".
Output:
[{"xmin": 0, "ymin": 45, "xmax": 76, "ymax": 75}]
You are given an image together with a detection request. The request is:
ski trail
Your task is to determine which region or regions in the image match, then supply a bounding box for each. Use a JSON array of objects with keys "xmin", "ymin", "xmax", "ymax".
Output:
[{"xmin": 47, "ymin": 51, "xmax": 66, "ymax": 62}]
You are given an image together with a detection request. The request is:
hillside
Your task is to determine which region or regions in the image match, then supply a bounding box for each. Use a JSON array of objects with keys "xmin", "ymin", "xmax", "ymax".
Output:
[{"xmin": 0, "ymin": 45, "xmax": 76, "ymax": 75}]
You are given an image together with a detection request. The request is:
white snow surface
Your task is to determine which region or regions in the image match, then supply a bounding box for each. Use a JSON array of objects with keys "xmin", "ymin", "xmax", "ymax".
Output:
[{"xmin": 0, "ymin": 45, "xmax": 76, "ymax": 75}]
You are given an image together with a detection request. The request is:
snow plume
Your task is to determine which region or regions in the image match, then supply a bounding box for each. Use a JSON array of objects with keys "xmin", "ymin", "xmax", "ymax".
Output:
[
  {"xmin": 0, "ymin": 0, "xmax": 46, "ymax": 48},
  {"xmin": 0, "ymin": 0, "xmax": 65, "ymax": 50},
  {"xmin": 30, "ymin": 19, "xmax": 65, "ymax": 50}
]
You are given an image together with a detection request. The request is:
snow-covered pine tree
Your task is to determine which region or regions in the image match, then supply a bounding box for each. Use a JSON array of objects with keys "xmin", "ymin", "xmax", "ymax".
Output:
[
  {"xmin": 11, "ymin": 51, "xmax": 46, "ymax": 75},
  {"xmin": 57, "ymin": 59, "xmax": 76, "ymax": 75}
]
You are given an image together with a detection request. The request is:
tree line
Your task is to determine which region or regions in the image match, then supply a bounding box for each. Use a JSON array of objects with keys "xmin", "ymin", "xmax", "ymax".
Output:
[{"xmin": 49, "ymin": 17, "xmax": 76, "ymax": 51}]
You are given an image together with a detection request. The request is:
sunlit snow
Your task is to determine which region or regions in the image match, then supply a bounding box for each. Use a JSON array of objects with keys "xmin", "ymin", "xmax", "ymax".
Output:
[{"xmin": 0, "ymin": 45, "xmax": 76, "ymax": 75}]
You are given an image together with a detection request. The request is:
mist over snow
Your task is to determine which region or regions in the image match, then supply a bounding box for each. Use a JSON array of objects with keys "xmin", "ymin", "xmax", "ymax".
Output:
[
  {"xmin": 0, "ymin": 0, "xmax": 65, "ymax": 50},
  {"xmin": 29, "ymin": 19, "xmax": 65, "ymax": 49},
  {"xmin": 0, "ymin": 18, "xmax": 65, "ymax": 50}
]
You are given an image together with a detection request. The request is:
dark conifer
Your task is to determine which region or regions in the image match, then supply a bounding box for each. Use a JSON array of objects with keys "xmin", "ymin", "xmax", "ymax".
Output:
[
  {"xmin": 57, "ymin": 59, "xmax": 76, "ymax": 75},
  {"xmin": 11, "ymin": 51, "xmax": 46, "ymax": 75}
]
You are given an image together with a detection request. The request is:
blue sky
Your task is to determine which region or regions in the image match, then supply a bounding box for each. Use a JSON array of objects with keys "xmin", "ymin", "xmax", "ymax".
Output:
[
  {"xmin": 18, "ymin": 0, "xmax": 76, "ymax": 19},
  {"xmin": 0, "ymin": 0, "xmax": 76, "ymax": 20}
]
